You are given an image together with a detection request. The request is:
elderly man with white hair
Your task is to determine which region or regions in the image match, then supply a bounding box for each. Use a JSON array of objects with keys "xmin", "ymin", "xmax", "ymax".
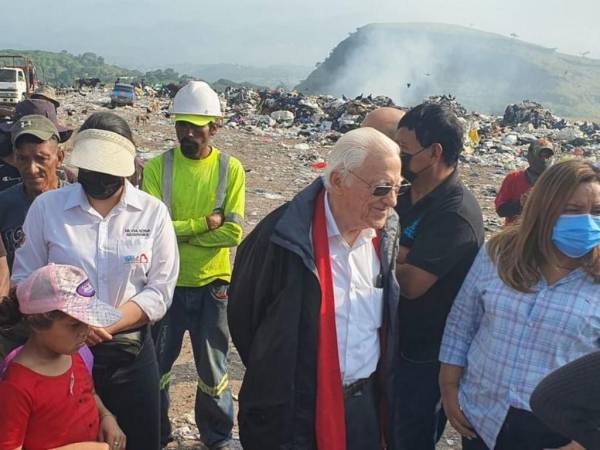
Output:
[{"xmin": 229, "ymin": 127, "xmax": 402, "ymax": 450}]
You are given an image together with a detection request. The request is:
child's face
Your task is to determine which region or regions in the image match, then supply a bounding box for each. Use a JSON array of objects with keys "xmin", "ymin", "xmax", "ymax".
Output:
[{"xmin": 37, "ymin": 315, "xmax": 90, "ymax": 354}]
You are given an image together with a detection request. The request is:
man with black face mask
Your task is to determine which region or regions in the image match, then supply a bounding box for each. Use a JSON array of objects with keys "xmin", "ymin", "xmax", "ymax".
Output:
[
  {"xmin": 143, "ymin": 81, "xmax": 245, "ymax": 450},
  {"xmin": 392, "ymin": 102, "xmax": 484, "ymax": 450},
  {"xmin": 495, "ymin": 138, "xmax": 555, "ymax": 225}
]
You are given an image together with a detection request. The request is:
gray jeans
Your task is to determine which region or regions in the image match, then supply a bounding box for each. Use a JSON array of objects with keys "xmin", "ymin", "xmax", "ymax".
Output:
[{"xmin": 154, "ymin": 283, "xmax": 234, "ymax": 449}]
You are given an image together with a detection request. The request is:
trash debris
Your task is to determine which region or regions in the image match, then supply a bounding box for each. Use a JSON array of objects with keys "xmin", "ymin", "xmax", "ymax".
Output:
[{"xmin": 502, "ymin": 100, "xmax": 567, "ymax": 129}]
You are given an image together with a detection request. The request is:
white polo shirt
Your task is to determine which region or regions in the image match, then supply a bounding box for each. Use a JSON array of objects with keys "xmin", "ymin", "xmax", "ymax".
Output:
[
  {"xmin": 324, "ymin": 193, "xmax": 383, "ymax": 384},
  {"xmin": 12, "ymin": 181, "xmax": 179, "ymax": 322}
]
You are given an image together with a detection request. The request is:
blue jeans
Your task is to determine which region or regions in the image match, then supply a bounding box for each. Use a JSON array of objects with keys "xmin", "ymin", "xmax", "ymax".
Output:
[
  {"xmin": 393, "ymin": 352, "xmax": 447, "ymax": 450},
  {"xmin": 154, "ymin": 283, "xmax": 234, "ymax": 449}
]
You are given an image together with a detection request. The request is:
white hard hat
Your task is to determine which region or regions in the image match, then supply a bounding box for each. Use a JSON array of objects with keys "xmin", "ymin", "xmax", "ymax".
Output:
[{"xmin": 173, "ymin": 81, "xmax": 222, "ymax": 117}]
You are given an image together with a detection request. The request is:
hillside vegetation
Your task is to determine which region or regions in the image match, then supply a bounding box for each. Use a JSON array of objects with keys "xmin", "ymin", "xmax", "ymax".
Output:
[
  {"xmin": 296, "ymin": 23, "xmax": 600, "ymax": 119},
  {"xmin": 0, "ymin": 49, "xmax": 189, "ymax": 86}
]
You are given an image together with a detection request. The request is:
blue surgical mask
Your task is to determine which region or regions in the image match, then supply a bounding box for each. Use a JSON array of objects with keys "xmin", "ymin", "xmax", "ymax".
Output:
[{"xmin": 552, "ymin": 214, "xmax": 600, "ymax": 258}]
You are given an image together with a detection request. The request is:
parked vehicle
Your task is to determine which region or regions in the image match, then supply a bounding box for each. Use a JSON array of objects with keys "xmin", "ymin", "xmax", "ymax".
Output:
[
  {"xmin": 110, "ymin": 83, "xmax": 135, "ymax": 106},
  {"xmin": 0, "ymin": 55, "xmax": 37, "ymax": 106}
]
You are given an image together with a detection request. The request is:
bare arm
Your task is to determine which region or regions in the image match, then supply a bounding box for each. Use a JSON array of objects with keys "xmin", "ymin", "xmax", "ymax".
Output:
[
  {"xmin": 95, "ymin": 394, "xmax": 126, "ymax": 450},
  {"xmin": 439, "ymin": 363, "xmax": 476, "ymax": 438},
  {"xmin": 86, "ymin": 302, "xmax": 149, "ymax": 346},
  {"xmin": 395, "ymin": 261, "xmax": 438, "ymax": 299},
  {"xmin": 0, "ymin": 255, "xmax": 9, "ymax": 297},
  {"xmin": 49, "ymin": 443, "xmax": 109, "ymax": 450}
]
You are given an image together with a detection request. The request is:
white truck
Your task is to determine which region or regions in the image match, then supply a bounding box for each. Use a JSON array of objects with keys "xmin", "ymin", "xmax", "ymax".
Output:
[{"xmin": 0, "ymin": 55, "xmax": 37, "ymax": 106}]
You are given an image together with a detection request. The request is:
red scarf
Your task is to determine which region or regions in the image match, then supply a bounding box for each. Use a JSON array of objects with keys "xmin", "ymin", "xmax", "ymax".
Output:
[
  {"xmin": 313, "ymin": 189, "xmax": 383, "ymax": 450},
  {"xmin": 313, "ymin": 189, "xmax": 346, "ymax": 450}
]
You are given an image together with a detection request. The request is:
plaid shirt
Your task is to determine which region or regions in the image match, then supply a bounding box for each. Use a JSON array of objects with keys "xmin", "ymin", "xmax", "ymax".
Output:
[{"xmin": 440, "ymin": 246, "xmax": 600, "ymax": 448}]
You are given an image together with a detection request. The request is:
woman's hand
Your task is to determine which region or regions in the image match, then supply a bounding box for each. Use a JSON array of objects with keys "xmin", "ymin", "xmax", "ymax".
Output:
[
  {"xmin": 98, "ymin": 414, "xmax": 126, "ymax": 450},
  {"xmin": 439, "ymin": 362, "xmax": 476, "ymax": 439},
  {"xmin": 86, "ymin": 328, "xmax": 112, "ymax": 346},
  {"xmin": 441, "ymin": 384, "xmax": 476, "ymax": 439}
]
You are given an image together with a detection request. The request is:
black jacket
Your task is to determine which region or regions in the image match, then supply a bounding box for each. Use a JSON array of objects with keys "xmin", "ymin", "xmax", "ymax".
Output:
[{"xmin": 229, "ymin": 178, "xmax": 401, "ymax": 450}]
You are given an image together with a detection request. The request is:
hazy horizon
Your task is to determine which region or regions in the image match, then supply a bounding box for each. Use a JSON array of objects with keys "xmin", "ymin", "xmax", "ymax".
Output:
[{"xmin": 2, "ymin": 0, "xmax": 598, "ymax": 70}]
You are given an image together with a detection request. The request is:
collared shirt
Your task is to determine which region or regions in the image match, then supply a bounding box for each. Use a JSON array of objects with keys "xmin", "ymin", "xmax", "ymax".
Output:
[
  {"xmin": 439, "ymin": 246, "xmax": 600, "ymax": 448},
  {"xmin": 324, "ymin": 193, "xmax": 383, "ymax": 384},
  {"xmin": 12, "ymin": 182, "xmax": 179, "ymax": 322}
]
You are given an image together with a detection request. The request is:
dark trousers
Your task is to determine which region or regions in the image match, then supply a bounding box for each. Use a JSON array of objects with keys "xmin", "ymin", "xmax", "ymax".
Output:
[
  {"xmin": 154, "ymin": 283, "xmax": 234, "ymax": 449},
  {"xmin": 531, "ymin": 351, "xmax": 600, "ymax": 450},
  {"xmin": 462, "ymin": 408, "xmax": 570, "ymax": 450},
  {"xmin": 345, "ymin": 376, "xmax": 381, "ymax": 450},
  {"xmin": 393, "ymin": 353, "xmax": 446, "ymax": 450},
  {"xmin": 93, "ymin": 331, "xmax": 160, "ymax": 450}
]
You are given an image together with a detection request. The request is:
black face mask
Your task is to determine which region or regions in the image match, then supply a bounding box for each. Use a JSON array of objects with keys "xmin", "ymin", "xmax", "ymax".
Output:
[
  {"xmin": 78, "ymin": 169, "xmax": 124, "ymax": 200},
  {"xmin": 400, "ymin": 147, "xmax": 433, "ymax": 183},
  {"xmin": 400, "ymin": 153, "xmax": 418, "ymax": 182}
]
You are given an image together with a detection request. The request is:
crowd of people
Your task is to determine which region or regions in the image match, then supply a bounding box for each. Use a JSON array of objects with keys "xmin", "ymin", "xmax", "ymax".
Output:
[{"xmin": 0, "ymin": 80, "xmax": 598, "ymax": 450}]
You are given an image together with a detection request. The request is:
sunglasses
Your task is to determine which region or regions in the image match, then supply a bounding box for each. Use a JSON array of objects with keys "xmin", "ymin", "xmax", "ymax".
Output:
[{"xmin": 349, "ymin": 170, "xmax": 401, "ymax": 196}]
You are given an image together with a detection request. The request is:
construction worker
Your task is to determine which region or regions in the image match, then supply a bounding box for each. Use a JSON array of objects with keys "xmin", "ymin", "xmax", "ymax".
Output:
[{"xmin": 143, "ymin": 81, "xmax": 245, "ymax": 450}]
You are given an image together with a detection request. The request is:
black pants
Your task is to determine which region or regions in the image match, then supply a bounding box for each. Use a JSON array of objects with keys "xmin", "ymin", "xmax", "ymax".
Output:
[
  {"xmin": 393, "ymin": 353, "xmax": 446, "ymax": 450},
  {"xmin": 93, "ymin": 330, "xmax": 160, "ymax": 450},
  {"xmin": 462, "ymin": 408, "xmax": 570, "ymax": 450},
  {"xmin": 344, "ymin": 376, "xmax": 380, "ymax": 450},
  {"xmin": 531, "ymin": 351, "xmax": 600, "ymax": 450}
]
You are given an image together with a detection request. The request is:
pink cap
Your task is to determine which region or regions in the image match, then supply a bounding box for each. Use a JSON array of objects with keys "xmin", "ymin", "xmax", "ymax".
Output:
[{"xmin": 16, "ymin": 264, "xmax": 122, "ymax": 328}]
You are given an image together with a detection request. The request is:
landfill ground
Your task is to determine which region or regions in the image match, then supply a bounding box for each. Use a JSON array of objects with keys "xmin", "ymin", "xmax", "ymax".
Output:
[{"xmin": 53, "ymin": 87, "xmax": 599, "ymax": 449}]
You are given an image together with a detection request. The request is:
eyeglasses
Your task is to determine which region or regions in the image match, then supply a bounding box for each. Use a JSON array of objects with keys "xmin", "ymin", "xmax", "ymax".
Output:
[{"xmin": 348, "ymin": 170, "xmax": 401, "ymax": 197}]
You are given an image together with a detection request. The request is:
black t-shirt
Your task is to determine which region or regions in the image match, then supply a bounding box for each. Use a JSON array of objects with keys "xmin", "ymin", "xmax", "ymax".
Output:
[
  {"xmin": 0, "ymin": 183, "xmax": 31, "ymax": 268},
  {"xmin": 395, "ymin": 170, "xmax": 484, "ymax": 360},
  {"xmin": 0, "ymin": 161, "xmax": 21, "ymax": 192}
]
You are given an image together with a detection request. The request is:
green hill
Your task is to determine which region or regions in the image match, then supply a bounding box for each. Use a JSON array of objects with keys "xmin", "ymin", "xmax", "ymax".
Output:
[
  {"xmin": 296, "ymin": 23, "xmax": 600, "ymax": 119},
  {"xmin": 0, "ymin": 49, "xmax": 143, "ymax": 86}
]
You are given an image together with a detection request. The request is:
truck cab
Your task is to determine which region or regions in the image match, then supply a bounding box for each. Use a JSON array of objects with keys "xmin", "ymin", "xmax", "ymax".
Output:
[{"xmin": 0, "ymin": 67, "xmax": 27, "ymax": 105}]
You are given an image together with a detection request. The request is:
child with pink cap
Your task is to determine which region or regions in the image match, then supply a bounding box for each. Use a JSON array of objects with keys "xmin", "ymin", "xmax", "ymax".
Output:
[{"xmin": 0, "ymin": 264, "xmax": 126, "ymax": 450}]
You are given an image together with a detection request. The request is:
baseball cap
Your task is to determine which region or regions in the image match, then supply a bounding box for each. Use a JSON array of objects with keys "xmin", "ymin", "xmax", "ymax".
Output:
[
  {"xmin": 11, "ymin": 115, "xmax": 60, "ymax": 145},
  {"xmin": 16, "ymin": 264, "xmax": 122, "ymax": 328},
  {"xmin": 0, "ymin": 99, "xmax": 73, "ymax": 143},
  {"xmin": 529, "ymin": 138, "xmax": 554, "ymax": 155},
  {"xmin": 69, "ymin": 129, "xmax": 136, "ymax": 177},
  {"xmin": 175, "ymin": 114, "xmax": 216, "ymax": 127}
]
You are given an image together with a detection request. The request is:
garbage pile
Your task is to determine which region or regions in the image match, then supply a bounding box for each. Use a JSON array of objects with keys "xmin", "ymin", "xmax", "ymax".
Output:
[
  {"xmin": 426, "ymin": 94, "xmax": 468, "ymax": 117},
  {"xmin": 461, "ymin": 101, "xmax": 600, "ymax": 172},
  {"xmin": 502, "ymin": 100, "xmax": 567, "ymax": 129},
  {"xmin": 222, "ymin": 87, "xmax": 396, "ymax": 143}
]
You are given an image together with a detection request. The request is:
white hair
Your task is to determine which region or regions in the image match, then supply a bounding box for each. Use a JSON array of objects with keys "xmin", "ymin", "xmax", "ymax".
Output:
[{"xmin": 322, "ymin": 127, "xmax": 400, "ymax": 190}]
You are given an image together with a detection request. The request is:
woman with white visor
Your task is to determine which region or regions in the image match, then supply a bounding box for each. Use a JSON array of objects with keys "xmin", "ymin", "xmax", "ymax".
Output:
[{"xmin": 12, "ymin": 112, "xmax": 179, "ymax": 450}]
